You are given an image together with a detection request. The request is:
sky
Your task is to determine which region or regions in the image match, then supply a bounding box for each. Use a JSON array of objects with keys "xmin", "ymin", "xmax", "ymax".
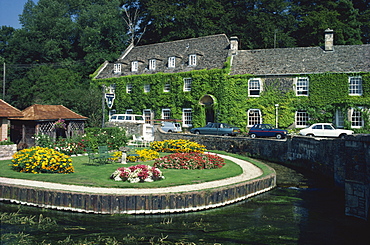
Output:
[{"xmin": 0, "ymin": 0, "xmax": 35, "ymax": 29}]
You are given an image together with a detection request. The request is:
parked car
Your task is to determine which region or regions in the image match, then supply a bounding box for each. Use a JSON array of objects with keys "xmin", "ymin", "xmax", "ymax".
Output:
[
  {"xmin": 248, "ymin": 124, "xmax": 288, "ymax": 139},
  {"xmin": 161, "ymin": 121, "xmax": 182, "ymax": 133},
  {"xmin": 299, "ymin": 123, "xmax": 354, "ymax": 138},
  {"xmin": 109, "ymin": 114, "xmax": 145, "ymax": 124},
  {"xmin": 190, "ymin": 123, "xmax": 241, "ymax": 136}
]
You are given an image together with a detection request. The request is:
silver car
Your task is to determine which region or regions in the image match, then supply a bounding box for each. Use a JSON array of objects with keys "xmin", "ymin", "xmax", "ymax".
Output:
[{"xmin": 299, "ymin": 123, "xmax": 354, "ymax": 138}]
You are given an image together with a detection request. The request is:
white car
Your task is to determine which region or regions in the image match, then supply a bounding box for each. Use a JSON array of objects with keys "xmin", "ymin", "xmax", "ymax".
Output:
[
  {"xmin": 161, "ymin": 121, "xmax": 182, "ymax": 133},
  {"xmin": 299, "ymin": 123, "xmax": 354, "ymax": 138},
  {"xmin": 109, "ymin": 114, "xmax": 145, "ymax": 124}
]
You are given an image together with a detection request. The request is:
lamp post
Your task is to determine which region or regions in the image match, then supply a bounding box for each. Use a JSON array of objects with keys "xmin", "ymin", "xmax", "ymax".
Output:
[{"xmin": 275, "ymin": 104, "xmax": 279, "ymax": 128}]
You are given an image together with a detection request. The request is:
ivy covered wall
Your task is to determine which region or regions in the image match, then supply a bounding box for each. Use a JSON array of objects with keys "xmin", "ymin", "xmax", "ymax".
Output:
[{"xmin": 99, "ymin": 69, "xmax": 370, "ymax": 133}]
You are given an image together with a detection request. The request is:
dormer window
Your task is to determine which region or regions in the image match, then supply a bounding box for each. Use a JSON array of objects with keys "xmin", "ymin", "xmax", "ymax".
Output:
[
  {"xmin": 168, "ymin": 57, "xmax": 176, "ymax": 68},
  {"xmin": 149, "ymin": 59, "xmax": 156, "ymax": 70},
  {"xmin": 189, "ymin": 54, "xmax": 196, "ymax": 66},
  {"xmin": 131, "ymin": 61, "xmax": 138, "ymax": 72},
  {"xmin": 114, "ymin": 64, "xmax": 121, "ymax": 74}
]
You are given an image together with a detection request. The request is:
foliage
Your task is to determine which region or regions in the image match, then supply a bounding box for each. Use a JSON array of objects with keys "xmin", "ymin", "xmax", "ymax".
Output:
[
  {"xmin": 84, "ymin": 127, "xmax": 128, "ymax": 151},
  {"xmin": 126, "ymin": 148, "xmax": 160, "ymax": 162},
  {"xmin": 0, "ymin": 138, "xmax": 14, "ymax": 145},
  {"xmin": 11, "ymin": 146, "xmax": 74, "ymax": 174},
  {"xmin": 150, "ymin": 139, "xmax": 206, "ymax": 153},
  {"xmin": 154, "ymin": 152, "xmax": 226, "ymax": 169},
  {"xmin": 34, "ymin": 134, "xmax": 88, "ymax": 155},
  {"xmin": 110, "ymin": 164, "xmax": 164, "ymax": 183}
]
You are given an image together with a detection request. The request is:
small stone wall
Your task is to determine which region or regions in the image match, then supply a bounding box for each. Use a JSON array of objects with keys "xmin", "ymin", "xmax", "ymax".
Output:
[
  {"xmin": 0, "ymin": 174, "xmax": 276, "ymax": 214},
  {"xmin": 0, "ymin": 144, "xmax": 17, "ymax": 158}
]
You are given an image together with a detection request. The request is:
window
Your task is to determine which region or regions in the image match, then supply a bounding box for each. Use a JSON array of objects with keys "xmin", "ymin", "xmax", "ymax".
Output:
[
  {"xmin": 144, "ymin": 84, "xmax": 150, "ymax": 93},
  {"xmin": 295, "ymin": 77, "xmax": 309, "ymax": 96},
  {"xmin": 149, "ymin": 59, "xmax": 156, "ymax": 70},
  {"xmin": 248, "ymin": 78, "xmax": 262, "ymax": 97},
  {"xmin": 168, "ymin": 57, "xmax": 175, "ymax": 68},
  {"xmin": 143, "ymin": 109, "xmax": 152, "ymax": 124},
  {"xmin": 295, "ymin": 111, "xmax": 309, "ymax": 128},
  {"xmin": 182, "ymin": 108, "xmax": 192, "ymax": 127},
  {"xmin": 183, "ymin": 78, "xmax": 192, "ymax": 92},
  {"xmin": 335, "ymin": 110, "xmax": 345, "ymax": 128},
  {"xmin": 349, "ymin": 76, "xmax": 362, "ymax": 96},
  {"xmin": 131, "ymin": 61, "xmax": 138, "ymax": 72},
  {"xmin": 247, "ymin": 109, "xmax": 261, "ymax": 127},
  {"xmin": 162, "ymin": 109, "xmax": 171, "ymax": 120},
  {"xmin": 126, "ymin": 109, "xmax": 133, "ymax": 114},
  {"xmin": 114, "ymin": 63, "xmax": 121, "ymax": 74},
  {"xmin": 189, "ymin": 54, "xmax": 196, "ymax": 66},
  {"xmin": 164, "ymin": 83, "xmax": 170, "ymax": 92},
  {"xmin": 350, "ymin": 108, "xmax": 364, "ymax": 128},
  {"xmin": 126, "ymin": 84, "xmax": 133, "ymax": 93}
]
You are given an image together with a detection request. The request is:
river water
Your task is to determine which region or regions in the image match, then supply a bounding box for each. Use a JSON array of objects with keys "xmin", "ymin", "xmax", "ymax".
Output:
[{"xmin": 1, "ymin": 161, "xmax": 369, "ymax": 244}]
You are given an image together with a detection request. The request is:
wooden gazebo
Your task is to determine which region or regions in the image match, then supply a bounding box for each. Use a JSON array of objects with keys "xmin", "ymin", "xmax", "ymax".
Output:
[
  {"xmin": 0, "ymin": 99, "xmax": 23, "ymax": 141},
  {"xmin": 9, "ymin": 104, "xmax": 87, "ymax": 148}
]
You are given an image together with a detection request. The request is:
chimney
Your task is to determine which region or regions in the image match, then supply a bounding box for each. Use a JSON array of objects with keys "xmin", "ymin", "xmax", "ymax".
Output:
[
  {"xmin": 324, "ymin": 29, "xmax": 334, "ymax": 51},
  {"xmin": 230, "ymin": 36, "xmax": 239, "ymax": 52}
]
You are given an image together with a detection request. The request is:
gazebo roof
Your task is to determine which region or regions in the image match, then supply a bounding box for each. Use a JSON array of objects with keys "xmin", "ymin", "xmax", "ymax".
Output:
[
  {"xmin": 0, "ymin": 99, "xmax": 23, "ymax": 118},
  {"xmin": 11, "ymin": 104, "xmax": 87, "ymax": 121}
]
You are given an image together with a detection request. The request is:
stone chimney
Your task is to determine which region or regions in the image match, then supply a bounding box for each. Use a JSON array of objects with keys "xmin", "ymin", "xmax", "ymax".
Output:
[
  {"xmin": 324, "ymin": 29, "xmax": 334, "ymax": 51},
  {"xmin": 230, "ymin": 36, "xmax": 239, "ymax": 52}
]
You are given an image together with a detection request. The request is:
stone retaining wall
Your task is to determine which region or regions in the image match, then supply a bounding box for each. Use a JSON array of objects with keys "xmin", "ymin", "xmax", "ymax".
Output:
[
  {"xmin": 0, "ymin": 144, "xmax": 16, "ymax": 158},
  {"xmin": 0, "ymin": 174, "xmax": 276, "ymax": 214}
]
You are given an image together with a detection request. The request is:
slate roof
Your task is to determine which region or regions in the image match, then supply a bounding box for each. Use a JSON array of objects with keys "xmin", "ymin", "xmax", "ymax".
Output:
[
  {"xmin": 230, "ymin": 44, "xmax": 370, "ymax": 76},
  {"xmin": 11, "ymin": 104, "xmax": 87, "ymax": 121},
  {"xmin": 0, "ymin": 99, "xmax": 23, "ymax": 118},
  {"xmin": 95, "ymin": 34, "xmax": 230, "ymax": 79}
]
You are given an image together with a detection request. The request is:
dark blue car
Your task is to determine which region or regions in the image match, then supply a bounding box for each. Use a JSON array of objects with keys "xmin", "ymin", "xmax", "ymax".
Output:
[{"xmin": 248, "ymin": 124, "xmax": 288, "ymax": 139}]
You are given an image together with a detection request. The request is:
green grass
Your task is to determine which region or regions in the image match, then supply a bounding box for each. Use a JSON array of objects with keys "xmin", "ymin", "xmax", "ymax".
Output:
[{"xmin": 0, "ymin": 152, "xmax": 270, "ymax": 189}]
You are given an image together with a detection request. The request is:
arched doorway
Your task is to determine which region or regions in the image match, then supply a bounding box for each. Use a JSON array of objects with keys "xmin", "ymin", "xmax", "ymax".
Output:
[{"xmin": 199, "ymin": 95, "xmax": 216, "ymax": 124}]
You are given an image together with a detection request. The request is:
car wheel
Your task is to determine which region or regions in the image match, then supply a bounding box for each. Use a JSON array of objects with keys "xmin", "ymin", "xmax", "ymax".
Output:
[
  {"xmin": 307, "ymin": 134, "xmax": 314, "ymax": 137},
  {"xmin": 276, "ymin": 133, "xmax": 282, "ymax": 139},
  {"xmin": 168, "ymin": 130, "xmax": 172, "ymax": 133},
  {"xmin": 250, "ymin": 133, "xmax": 257, "ymax": 138},
  {"xmin": 339, "ymin": 133, "xmax": 346, "ymax": 139},
  {"xmin": 195, "ymin": 130, "xmax": 200, "ymax": 135}
]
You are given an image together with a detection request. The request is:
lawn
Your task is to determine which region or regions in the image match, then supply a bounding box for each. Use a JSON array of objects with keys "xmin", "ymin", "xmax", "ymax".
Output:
[{"xmin": 0, "ymin": 152, "xmax": 254, "ymax": 188}]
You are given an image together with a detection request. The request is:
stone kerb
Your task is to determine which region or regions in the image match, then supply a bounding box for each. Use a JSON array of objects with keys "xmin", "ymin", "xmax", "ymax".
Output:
[
  {"xmin": 0, "ymin": 144, "xmax": 17, "ymax": 158},
  {"xmin": 0, "ymin": 154, "xmax": 276, "ymax": 214}
]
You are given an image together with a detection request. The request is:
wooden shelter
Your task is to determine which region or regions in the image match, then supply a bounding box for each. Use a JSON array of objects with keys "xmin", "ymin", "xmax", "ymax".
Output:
[
  {"xmin": 9, "ymin": 104, "xmax": 87, "ymax": 148},
  {"xmin": 0, "ymin": 99, "xmax": 23, "ymax": 141}
]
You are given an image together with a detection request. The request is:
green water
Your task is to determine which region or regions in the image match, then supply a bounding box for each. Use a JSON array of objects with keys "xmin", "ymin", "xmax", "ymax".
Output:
[{"xmin": 1, "ymin": 186, "xmax": 369, "ymax": 245}]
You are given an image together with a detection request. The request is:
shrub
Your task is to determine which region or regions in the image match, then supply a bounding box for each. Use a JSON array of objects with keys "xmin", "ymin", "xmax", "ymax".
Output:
[
  {"xmin": 110, "ymin": 164, "xmax": 164, "ymax": 183},
  {"xmin": 34, "ymin": 134, "xmax": 87, "ymax": 155},
  {"xmin": 154, "ymin": 152, "xmax": 225, "ymax": 169},
  {"xmin": 126, "ymin": 149, "xmax": 159, "ymax": 162},
  {"xmin": 84, "ymin": 127, "xmax": 128, "ymax": 151},
  {"xmin": 11, "ymin": 146, "xmax": 74, "ymax": 174},
  {"xmin": 150, "ymin": 139, "xmax": 206, "ymax": 153},
  {"xmin": 0, "ymin": 138, "xmax": 14, "ymax": 145}
]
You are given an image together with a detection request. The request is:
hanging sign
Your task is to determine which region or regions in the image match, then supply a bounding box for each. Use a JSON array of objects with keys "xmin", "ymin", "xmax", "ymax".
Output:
[{"xmin": 105, "ymin": 93, "xmax": 115, "ymax": 109}]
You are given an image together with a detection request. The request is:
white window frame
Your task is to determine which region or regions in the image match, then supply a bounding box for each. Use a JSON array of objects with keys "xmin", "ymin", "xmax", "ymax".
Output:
[
  {"xmin": 295, "ymin": 111, "xmax": 309, "ymax": 128},
  {"xmin": 143, "ymin": 109, "xmax": 152, "ymax": 124},
  {"xmin": 182, "ymin": 108, "xmax": 192, "ymax": 127},
  {"xmin": 114, "ymin": 63, "xmax": 121, "ymax": 74},
  {"xmin": 350, "ymin": 108, "xmax": 364, "ymax": 128},
  {"xmin": 247, "ymin": 109, "xmax": 262, "ymax": 127},
  {"xmin": 149, "ymin": 59, "xmax": 156, "ymax": 70},
  {"xmin": 335, "ymin": 109, "xmax": 345, "ymax": 128},
  {"xmin": 349, "ymin": 76, "xmax": 362, "ymax": 96},
  {"xmin": 248, "ymin": 78, "xmax": 262, "ymax": 97},
  {"xmin": 126, "ymin": 83, "xmax": 133, "ymax": 93},
  {"xmin": 164, "ymin": 83, "xmax": 171, "ymax": 92},
  {"xmin": 131, "ymin": 61, "xmax": 138, "ymax": 72},
  {"xmin": 295, "ymin": 77, "xmax": 309, "ymax": 96},
  {"xmin": 189, "ymin": 54, "xmax": 197, "ymax": 66},
  {"xmin": 161, "ymin": 108, "xmax": 171, "ymax": 120},
  {"xmin": 168, "ymin": 57, "xmax": 176, "ymax": 68},
  {"xmin": 183, "ymin": 78, "xmax": 192, "ymax": 92},
  {"xmin": 144, "ymin": 84, "xmax": 150, "ymax": 93},
  {"xmin": 126, "ymin": 109, "xmax": 133, "ymax": 114}
]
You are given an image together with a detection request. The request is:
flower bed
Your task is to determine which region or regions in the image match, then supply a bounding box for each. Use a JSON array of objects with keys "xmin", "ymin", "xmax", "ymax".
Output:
[
  {"xmin": 110, "ymin": 164, "xmax": 164, "ymax": 183},
  {"xmin": 154, "ymin": 152, "xmax": 226, "ymax": 169},
  {"xmin": 126, "ymin": 149, "xmax": 159, "ymax": 162},
  {"xmin": 11, "ymin": 146, "xmax": 74, "ymax": 174},
  {"xmin": 150, "ymin": 139, "xmax": 206, "ymax": 153}
]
